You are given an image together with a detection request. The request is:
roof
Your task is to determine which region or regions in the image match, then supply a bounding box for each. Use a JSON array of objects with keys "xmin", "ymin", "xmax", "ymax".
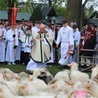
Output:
[
  {"xmin": 42, "ymin": 7, "xmax": 57, "ymax": 17},
  {"xmin": 0, "ymin": 11, "xmax": 31, "ymax": 21},
  {"xmin": 89, "ymin": 11, "xmax": 98, "ymax": 19},
  {"xmin": 89, "ymin": 19, "xmax": 98, "ymax": 26},
  {"xmin": 54, "ymin": 16, "xmax": 65, "ymax": 24}
]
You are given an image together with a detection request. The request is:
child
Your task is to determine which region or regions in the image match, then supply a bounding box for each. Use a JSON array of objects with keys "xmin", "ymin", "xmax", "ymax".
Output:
[{"xmin": 19, "ymin": 28, "xmax": 32, "ymax": 65}]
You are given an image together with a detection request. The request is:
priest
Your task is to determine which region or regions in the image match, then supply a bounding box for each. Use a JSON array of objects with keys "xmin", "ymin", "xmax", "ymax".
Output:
[{"xmin": 26, "ymin": 24, "xmax": 53, "ymax": 71}]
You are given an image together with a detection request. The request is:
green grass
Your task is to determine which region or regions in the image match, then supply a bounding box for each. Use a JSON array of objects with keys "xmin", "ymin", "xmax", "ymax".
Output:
[
  {"xmin": 0, "ymin": 63, "xmax": 91, "ymax": 76},
  {"xmin": 0, "ymin": 63, "xmax": 63, "ymax": 76}
]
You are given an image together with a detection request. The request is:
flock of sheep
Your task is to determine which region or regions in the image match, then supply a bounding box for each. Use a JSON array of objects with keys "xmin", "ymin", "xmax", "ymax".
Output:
[{"xmin": 0, "ymin": 62, "xmax": 98, "ymax": 98}]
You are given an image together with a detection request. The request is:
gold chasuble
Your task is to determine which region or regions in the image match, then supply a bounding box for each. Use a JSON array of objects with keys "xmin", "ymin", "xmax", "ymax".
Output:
[{"xmin": 31, "ymin": 32, "xmax": 53, "ymax": 63}]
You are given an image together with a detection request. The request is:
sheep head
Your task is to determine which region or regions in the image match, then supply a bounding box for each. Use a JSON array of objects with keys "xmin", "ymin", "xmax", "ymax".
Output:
[{"xmin": 67, "ymin": 62, "xmax": 79, "ymax": 71}]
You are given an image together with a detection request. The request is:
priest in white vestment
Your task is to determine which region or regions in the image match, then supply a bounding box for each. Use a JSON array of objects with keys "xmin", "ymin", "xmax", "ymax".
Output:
[
  {"xmin": 56, "ymin": 19, "xmax": 74, "ymax": 66},
  {"xmin": 26, "ymin": 24, "xmax": 53, "ymax": 71}
]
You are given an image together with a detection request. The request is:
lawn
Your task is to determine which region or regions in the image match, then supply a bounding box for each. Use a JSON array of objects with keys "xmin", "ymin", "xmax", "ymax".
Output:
[
  {"xmin": 0, "ymin": 63, "xmax": 91, "ymax": 76},
  {"xmin": 0, "ymin": 63, "xmax": 63, "ymax": 76}
]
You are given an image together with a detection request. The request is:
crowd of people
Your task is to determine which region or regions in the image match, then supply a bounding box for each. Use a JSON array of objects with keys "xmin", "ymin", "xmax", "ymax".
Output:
[{"xmin": 0, "ymin": 19, "xmax": 98, "ymax": 71}]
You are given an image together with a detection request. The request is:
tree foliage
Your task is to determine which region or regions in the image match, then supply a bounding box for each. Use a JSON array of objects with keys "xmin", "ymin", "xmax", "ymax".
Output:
[{"xmin": 29, "ymin": 6, "xmax": 43, "ymax": 22}]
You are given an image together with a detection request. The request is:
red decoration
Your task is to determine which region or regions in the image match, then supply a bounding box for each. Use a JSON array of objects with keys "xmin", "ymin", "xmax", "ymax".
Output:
[{"xmin": 11, "ymin": 7, "xmax": 18, "ymax": 25}]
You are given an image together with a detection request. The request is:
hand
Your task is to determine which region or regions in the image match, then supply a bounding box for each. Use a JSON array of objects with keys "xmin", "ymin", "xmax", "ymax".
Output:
[
  {"xmin": 31, "ymin": 37, "xmax": 35, "ymax": 42},
  {"xmin": 81, "ymin": 36, "xmax": 85, "ymax": 39},
  {"xmin": 56, "ymin": 44, "xmax": 58, "ymax": 48},
  {"xmin": 13, "ymin": 34, "xmax": 16, "ymax": 38},
  {"xmin": 13, "ymin": 45, "xmax": 17, "ymax": 49},
  {"xmin": 40, "ymin": 37, "xmax": 44, "ymax": 41}
]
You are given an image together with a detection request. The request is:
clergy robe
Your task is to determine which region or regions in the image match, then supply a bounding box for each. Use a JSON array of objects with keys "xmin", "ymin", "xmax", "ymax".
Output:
[
  {"xmin": 16, "ymin": 28, "xmax": 24, "ymax": 61},
  {"xmin": 19, "ymin": 34, "xmax": 32, "ymax": 65},
  {"xmin": 5, "ymin": 29, "xmax": 18, "ymax": 63},
  {"xmin": 26, "ymin": 32, "xmax": 53, "ymax": 71},
  {"xmin": 0, "ymin": 28, "xmax": 6, "ymax": 62},
  {"xmin": 32, "ymin": 26, "xmax": 40, "ymax": 35},
  {"xmin": 73, "ymin": 30, "xmax": 81, "ymax": 62},
  {"xmin": 56, "ymin": 25, "xmax": 74, "ymax": 65},
  {"xmin": 45, "ymin": 28, "xmax": 54, "ymax": 63}
]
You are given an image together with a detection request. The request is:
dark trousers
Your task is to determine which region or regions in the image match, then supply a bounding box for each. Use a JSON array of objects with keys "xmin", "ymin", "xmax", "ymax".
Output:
[{"xmin": 24, "ymin": 52, "xmax": 30, "ymax": 65}]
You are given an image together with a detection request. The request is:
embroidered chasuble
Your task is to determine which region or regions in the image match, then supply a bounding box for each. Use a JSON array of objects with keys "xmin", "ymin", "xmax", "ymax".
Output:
[{"xmin": 31, "ymin": 32, "xmax": 53, "ymax": 63}]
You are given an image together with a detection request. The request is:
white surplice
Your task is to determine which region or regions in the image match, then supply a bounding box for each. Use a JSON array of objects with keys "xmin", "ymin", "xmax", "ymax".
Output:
[
  {"xmin": 73, "ymin": 30, "xmax": 81, "ymax": 62},
  {"xmin": 45, "ymin": 28, "xmax": 54, "ymax": 63},
  {"xmin": 16, "ymin": 28, "xmax": 24, "ymax": 61},
  {"xmin": 56, "ymin": 25, "xmax": 74, "ymax": 65},
  {"xmin": 5, "ymin": 29, "xmax": 18, "ymax": 63},
  {"xmin": 32, "ymin": 26, "xmax": 40, "ymax": 35},
  {"xmin": 0, "ymin": 28, "xmax": 6, "ymax": 62}
]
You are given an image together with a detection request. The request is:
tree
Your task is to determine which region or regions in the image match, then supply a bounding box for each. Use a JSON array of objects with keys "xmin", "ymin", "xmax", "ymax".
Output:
[
  {"xmin": 67, "ymin": 0, "xmax": 82, "ymax": 29},
  {"xmin": 29, "ymin": 6, "xmax": 43, "ymax": 22}
]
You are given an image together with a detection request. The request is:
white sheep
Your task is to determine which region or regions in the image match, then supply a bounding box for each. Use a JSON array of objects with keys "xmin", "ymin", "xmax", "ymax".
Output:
[
  {"xmin": 5, "ymin": 81, "xmax": 19, "ymax": 95},
  {"xmin": 54, "ymin": 91, "xmax": 68, "ymax": 98},
  {"xmin": 18, "ymin": 83, "xmax": 39, "ymax": 96},
  {"xmin": 49, "ymin": 70, "xmax": 70, "ymax": 85},
  {"xmin": 91, "ymin": 64, "xmax": 98, "ymax": 83},
  {"xmin": 0, "ymin": 83, "xmax": 15, "ymax": 98},
  {"xmin": 86, "ymin": 79, "xmax": 98, "ymax": 97},
  {"xmin": 68, "ymin": 62, "xmax": 89, "ymax": 83}
]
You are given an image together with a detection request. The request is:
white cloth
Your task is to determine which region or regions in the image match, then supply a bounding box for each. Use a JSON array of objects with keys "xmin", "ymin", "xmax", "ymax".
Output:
[
  {"xmin": 26, "ymin": 59, "xmax": 47, "ymax": 71},
  {"xmin": 22, "ymin": 36, "xmax": 32, "ymax": 53},
  {"xmin": 46, "ymin": 28, "xmax": 54, "ymax": 63},
  {"xmin": 32, "ymin": 26, "xmax": 40, "ymax": 35},
  {"xmin": 56, "ymin": 26, "xmax": 74, "ymax": 65},
  {"xmin": 16, "ymin": 28, "xmax": 24, "ymax": 60},
  {"xmin": 5, "ymin": 29, "xmax": 18, "ymax": 63},
  {"xmin": 0, "ymin": 28, "xmax": 6, "ymax": 62},
  {"xmin": 73, "ymin": 30, "xmax": 81, "ymax": 62}
]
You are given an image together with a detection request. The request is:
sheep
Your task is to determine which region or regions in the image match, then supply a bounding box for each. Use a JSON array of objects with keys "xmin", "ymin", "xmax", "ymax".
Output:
[
  {"xmin": 18, "ymin": 72, "xmax": 30, "ymax": 83},
  {"xmin": 91, "ymin": 64, "xmax": 98, "ymax": 83},
  {"xmin": 37, "ymin": 69, "xmax": 53, "ymax": 84},
  {"xmin": 54, "ymin": 91, "xmax": 68, "ymax": 98},
  {"xmin": 93, "ymin": 74, "xmax": 98, "ymax": 84},
  {"xmin": 71, "ymin": 89, "xmax": 94, "ymax": 98},
  {"xmin": 0, "ymin": 83, "xmax": 15, "ymax": 98},
  {"xmin": 48, "ymin": 70, "xmax": 70, "ymax": 85},
  {"xmin": 18, "ymin": 83, "xmax": 39, "ymax": 96},
  {"xmin": 86, "ymin": 79, "xmax": 98, "ymax": 97},
  {"xmin": 71, "ymin": 81, "xmax": 94, "ymax": 98},
  {"xmin": 68, "ymin": 62, "xmax": 89, "ymax": 83},
  {"xmin": 29, "ymin": 68, "xmax": 53, "ymax": 84},
  {"xmin": 49, "ymin": 79, "xmax": 72, "ymax": 94},
  {"xmin": 18, "ymin": 79, "xmax": 54, "ymax": 96},
  {"xmin": 5, "ymin": 81, "xmax": 19, "ymax": 95}
]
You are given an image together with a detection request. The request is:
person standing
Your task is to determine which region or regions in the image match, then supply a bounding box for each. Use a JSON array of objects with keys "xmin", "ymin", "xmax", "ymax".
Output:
[
  {"xmin": 45, "ymin": 23, "xmax": 54, "ymax": 63},
  {"xmin": 56, "ymin": 19, "xmax": 74, "ymax": 67},
  {"xmin": 20, "ymin": 28, "xmax": 32, "ymax": 65},
  {"xmin": 72, "ymin": 25, "xmax": 81, "ymax": 62},
  {"xmin": 0, "ymin": 23, "xmax": 6, "ymax": 63},
  {"xmin": 31, "ymin": 21, "xmax": 40, "ymax": 35},
  {"xmin": 5, "ymin": 25, "xmax": 18, "ymax": 65},
  {"xmin": 16, "ymin": 23, "xmax": 24, "ymax": 62},
  {"xmin": 81, "ymin": 27, "xmax": 96, "ymax": 67},
  {"xmin": 26, "ymin": 24, "xmax": 53, "ymax": 71}
]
